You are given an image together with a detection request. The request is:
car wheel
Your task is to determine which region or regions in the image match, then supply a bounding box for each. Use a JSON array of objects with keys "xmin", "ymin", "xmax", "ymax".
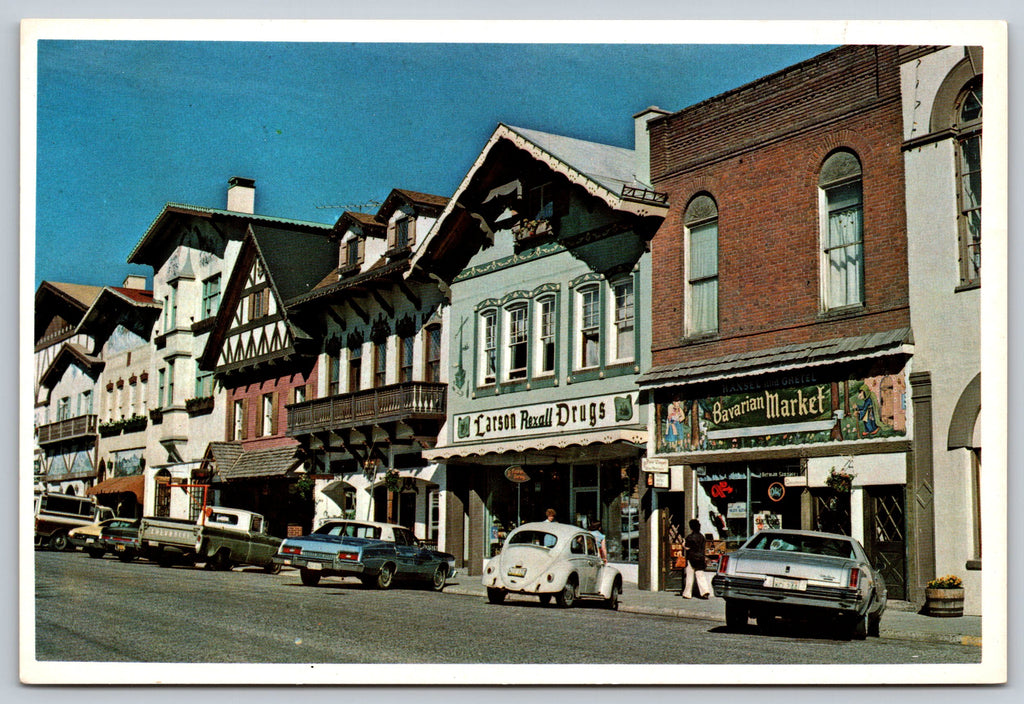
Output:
[
  {"xmin": 263, "ymin": 562, "xmax": 282, "ymax": 575},
  {"xmin": 487, "ymin": 588, "xmax": 507, "ymax": 604},
  {"xmin": 724, "ymin": 600, "xmax": 747, "ymax": 631},
  {"xmin": 429, "ymin": 564, "xmax": 448, "ymax": 592},
  {"xmin": 868, "ymin": 612, "xmax": 881, "ymax": 638},
  {"xmin": 849, "ymin": 612, "xmax": 869, "ymax": 641},
  {"xmin": 300, "ymin": 568, "xmax": 321, "ymax": 587},
  {"xmin": 605, "ymin": 583, "xmax": 621, "ymax": 611},
  {"xmin": 756, "ymin": 612, "xmax": 776, "ymax": 633},
  {"xmin": 117, "ymin": 549, "xmax": 136, "ymax": 563},
  {"xmin": 538, "ymin": 594, "xmax": 552, "ymax": 605},
  {"xmin": 375, "ymin": 563, "xmax": 396, "ymax": 589},
  {"xmin": 555, "ymin": 579, "xmax": 578, "ymax": 608},
  {"xmin": 156, "ymin": 551, "xmax": 176, "ymax": 568},
  {"xmin": 210, "ymin": 550, "xmax": 233, "ymax": 571},
  {"xmin": 49, "ymin": 532, "xmax": 69, "ymax": 552},
  {"xmin": 86, "ymin": 547, "xmax": 105, "ymax": 559}
]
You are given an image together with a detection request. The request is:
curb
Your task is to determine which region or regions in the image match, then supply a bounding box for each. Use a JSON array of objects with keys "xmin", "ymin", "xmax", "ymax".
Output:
[{"xmin": 443, "ymin": 583, "xmax": 981, "ymax": 648}]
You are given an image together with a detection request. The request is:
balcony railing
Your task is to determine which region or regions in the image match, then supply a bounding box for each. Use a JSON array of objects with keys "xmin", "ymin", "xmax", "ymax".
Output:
[
  {"xmin": 287, "ymin": 382, "xmax": 446, "ymax": 436},
  {"xmin": 36, "ymin": 414, "xmax": 98, "ymax": 446}
]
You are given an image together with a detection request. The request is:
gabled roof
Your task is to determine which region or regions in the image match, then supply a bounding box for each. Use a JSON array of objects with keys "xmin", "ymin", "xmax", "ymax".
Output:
[
  {"xmin": 198, "ymin": 223, "xmax": 336, "ymax": 371},
  {"xmin": 39, "ymin": 342, "xmax": 104, "ymax": 390},
  {"xmin": 410, "ymin": 122, "xmax": 668, "ymax": 282},
  {"xmin": 333, "ymin": 210, "xmax": 386, "ymax": 239},
  {"xmin": 638, "ymin": 328, "xmax": 915, "ymax": 389},
  {"xmin": 76, "ymin": 286, "xmax": 161, "ymax": 353},
  {"xmin": 379, "ymin": 188, "xmax": 449, "ymax": 220},
  {"xmin": 35, "ymin": 281, "xmax": 103, "ymax": 342},
  {"xmin": 128, "ymin": 202, "xmax": 332, "ymax": 267},
  {"xmin": 212, "ymin": 444, "xmax": 304, "ymax": 481}
]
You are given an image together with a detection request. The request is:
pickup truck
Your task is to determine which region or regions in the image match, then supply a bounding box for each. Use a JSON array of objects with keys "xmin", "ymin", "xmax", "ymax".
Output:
[
  {"xmin": 34, "ymin": 493, "xmax": 115, "ymax": 551},
  {"xmin": 138, "ymin": 507, "xmax": 282, "ymax": 572},
  {"xmin": 274, "ymin": 519, "xmax": 457, "ymax": 591}
]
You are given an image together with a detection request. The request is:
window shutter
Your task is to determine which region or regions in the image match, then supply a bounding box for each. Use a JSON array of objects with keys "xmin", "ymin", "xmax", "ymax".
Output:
[
  {"xmin": 358, "ymin": 237, "xmax": 365, "ymax": 263},
  {"xmin": 307, "ymin": 381, "xmax": 316, "ymax": 401},
  {"xmin": 387, "ymin": 220, "xmax": 396, "ymax": 248},
  {"xmin": 225, "ymin": 397, "xmax": 235, "ymax": 440},
  {"xmin": 270, "ymin": 392, "xmax": 279, "ymax": 435},
  {"xmin": 240, "ymin": 399, "xmax": 249, "ymax": 440},
  {"xmin": 407, "ymin": 217, "xmax": 417, "ymax": 247}
]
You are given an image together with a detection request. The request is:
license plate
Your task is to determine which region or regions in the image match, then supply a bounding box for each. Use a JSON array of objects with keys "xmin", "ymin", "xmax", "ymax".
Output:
[
  {"xmin": 115, "ymin": 544, "xmax": 125, "ymax": 552},
  {"xmin": 767, "ymin": 576, "xmax": 806, "ymax": 591},
  {"xmin": 85, "ymin": 538, "xmax": 95, "ymax": 544},
  {"xmin": 306, "ymin": 562, "xmax": 322, "ymax": 571},
  {"xmin": 507, "ymin": 566, "xmax": 527, "ymax": 578}
]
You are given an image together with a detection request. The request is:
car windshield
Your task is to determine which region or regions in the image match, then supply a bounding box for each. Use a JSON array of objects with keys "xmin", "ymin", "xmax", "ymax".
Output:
[
  {"xmin": 508, "ymin": 530, "xmax": 557, "ymax": 549},
  {"xmin": 746, "ymin": 532, "xmax": 855, "ymax": 559}
]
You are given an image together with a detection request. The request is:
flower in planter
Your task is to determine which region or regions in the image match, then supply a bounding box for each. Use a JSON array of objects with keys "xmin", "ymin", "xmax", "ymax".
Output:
[
  {"xmin": 384, "ymin": 469, "xmax": 401, "ymax": 493},
  {"xmin": 926, "ymin": 574, "xmax": 963, "ymax": 589},
  {"xmin": 825, "ymin": 466, "xmax": 855, "ymax": 493}
]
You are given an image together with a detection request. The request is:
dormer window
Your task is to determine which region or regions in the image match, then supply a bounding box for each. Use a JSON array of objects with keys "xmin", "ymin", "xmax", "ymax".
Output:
[
  {"xmin": 345, "ymin": 238, "xmax": 362, "ymax": 269},
  {"xmin": 388, "ymin": 215, "xmax": 415, "ymax": 253}
]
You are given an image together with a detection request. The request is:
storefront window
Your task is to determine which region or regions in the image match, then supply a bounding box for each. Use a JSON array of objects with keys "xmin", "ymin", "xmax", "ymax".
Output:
[{"xmin": 696, "ymin": 461, "xmax": 803, "ymax": 546}]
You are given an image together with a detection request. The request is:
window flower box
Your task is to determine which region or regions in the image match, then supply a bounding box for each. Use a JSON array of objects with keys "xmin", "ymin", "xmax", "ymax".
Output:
[
  {"xmin": 512, "ymin": 218, "xmax": 553, "ymax": 244},
  {"xmin": 185, "ymin": 396, "xmax": 215, "ymax": 416},
  {"xmin": 121, "ymin": 414, "xmax": 148, "ymax": 433}
]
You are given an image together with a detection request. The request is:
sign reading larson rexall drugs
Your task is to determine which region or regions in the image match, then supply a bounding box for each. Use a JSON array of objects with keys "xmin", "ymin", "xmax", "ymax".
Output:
[
  {"xmin": 454, "ymin": 392, "xmax": 640, "ymax": 443},
  {"xmin": 655, "ymin": 371, "xmax": 907, "ymax": 453}
]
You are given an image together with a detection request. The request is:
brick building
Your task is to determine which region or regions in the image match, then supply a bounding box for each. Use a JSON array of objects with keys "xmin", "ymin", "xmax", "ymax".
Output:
[{"xmin": 639, "ymin": 46, "xmax": 916, "ymax": 599}]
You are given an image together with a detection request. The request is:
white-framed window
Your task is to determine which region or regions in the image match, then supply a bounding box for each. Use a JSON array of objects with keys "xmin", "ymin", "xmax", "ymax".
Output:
[
  {"xmin": 57, "ymin": 396, "xmax": 70, "ymax": 421},
  {"xmin": 166, "ymin": 359, "xmax": 174, "ymax": 406},
  {"xmin": 201, "ymin": 275, "xmax": 221, "ymax": 319},
  {"xmin": 819, "ymin": 150, "xmax": 864, "ymax": 310},
  {"xmin": 611, "ymin": 277, "xmax": 635, "ymax": 362},
  {"xmin": 233, "ymin": 399, "xmax": 244, "ymax": 441},
  {"xmin": 535, "ymin": 295, "xmax": 557, "ymax": 376},
  {"xmin": 164, "ymin": 283, "xmax": 178, "ymax": 332},
  {"xmin": 955, "ymin": 79, "xmax": 982, "ymax": 285},
  {"xmin": 373, "ymin": 340, "xmax": 388, "ymax": 388},
  {"xmin": 348, "ymin": 345, "xmax": 362, "ymax": 393},
  {"xmin": 479, "ymin": 309, "xmax": 497, "ymax": 385},
  {"xmin": 505, "ymin": 304, "xmax": 529, "ymax": 381},
  {"xmin": 261, "ymin": 393, "xmax": 275, "ymax": 437},
  {"xmin": 293, "ymin": 384, "xmax": 307, "ymax": 404},
  {"xmin": 399, "ymin": 335, "xmax": 415, "ymax": 383},
  {"xmin": 78, "ymin": 389, "xmax": 93, "ymax": 416},
  {"xmin": 684, "ymin": 194, "xmax": 719, "ymax": 335},
  {"xmin": 327, "ymin": 354, "xmax": 340, "ymax": 396},
  {"xmin": 577, "ymin": 285, "xmax": 601, "ymax": 370},
  {"xmin": 425, "ymin": 325, "xmax": 442, "ymax": 383},
  {"xmin": 157, "ymin": 369, "xmax": 166, "ymax": 408}
]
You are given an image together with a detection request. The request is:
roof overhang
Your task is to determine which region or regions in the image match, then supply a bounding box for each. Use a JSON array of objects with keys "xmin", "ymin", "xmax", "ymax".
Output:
[{"xmin": 39, "ymin": 343, "xmax": 104, "ymax": 389}]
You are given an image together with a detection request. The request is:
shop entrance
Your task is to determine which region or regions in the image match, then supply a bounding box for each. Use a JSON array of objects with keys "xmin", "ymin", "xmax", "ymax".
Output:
[
  {"xmin": 659, "ymin": 492, "xmax": 687, "ymax": 592},
  {"xmin": 865, "ymin": 486, "xmax": 907, "ymax": 600}
]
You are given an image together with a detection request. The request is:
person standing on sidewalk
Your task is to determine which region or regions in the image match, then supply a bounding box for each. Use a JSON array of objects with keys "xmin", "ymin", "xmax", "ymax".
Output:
[
  {"xmin": 589, "ymin": 520, "xmax": 607, "ymax": 563},
  {"xmin": 683, "ymin": 519, "xmax": 711, "ymax": 599}
]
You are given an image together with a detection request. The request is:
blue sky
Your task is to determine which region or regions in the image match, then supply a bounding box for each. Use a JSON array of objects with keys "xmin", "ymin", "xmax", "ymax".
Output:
[{"xmin": 34, "ymin": 40, "xmax": 831, "ymax": 289}]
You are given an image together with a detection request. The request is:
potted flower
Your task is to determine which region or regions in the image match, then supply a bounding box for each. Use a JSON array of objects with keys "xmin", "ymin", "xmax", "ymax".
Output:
[
  {"xmin": 924, "ymin": 574, "xmax": 964, "ymax": 617},
  {"xmin": 825, "ymin": 466, "xmax": 855, "ymax": 493}
]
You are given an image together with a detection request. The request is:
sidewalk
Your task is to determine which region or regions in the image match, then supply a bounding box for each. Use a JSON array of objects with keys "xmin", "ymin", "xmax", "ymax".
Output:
[{"xmin": 442, "ymin": 577, "xmax": 982, "ymax": 648}]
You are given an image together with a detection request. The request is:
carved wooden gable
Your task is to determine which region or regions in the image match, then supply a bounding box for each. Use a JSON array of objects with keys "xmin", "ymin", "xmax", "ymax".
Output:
[{"xmin": 218, "ymin": 255, "xmax": 292, "ymax": 368}]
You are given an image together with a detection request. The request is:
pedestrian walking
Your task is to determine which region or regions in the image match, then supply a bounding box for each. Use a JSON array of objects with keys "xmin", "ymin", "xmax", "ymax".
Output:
[
  {"xmin": 589, "ymin": 520, "xmax": 607, "ymax": 563},
  {"xmin": 683, "ymin": 518, "xmax": 711, "ymax": 599}
]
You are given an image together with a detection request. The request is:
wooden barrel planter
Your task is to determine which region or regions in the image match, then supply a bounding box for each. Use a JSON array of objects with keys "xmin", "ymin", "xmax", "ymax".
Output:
[{"xmin": 925, "ymin": 587, "xmax": 965, "ymax": 617}]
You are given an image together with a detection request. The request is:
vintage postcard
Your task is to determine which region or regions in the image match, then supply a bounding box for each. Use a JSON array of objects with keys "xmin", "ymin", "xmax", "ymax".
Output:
[{"xmin": 20, "ymin": 18, "xmax": 1008, "ymax": 686}]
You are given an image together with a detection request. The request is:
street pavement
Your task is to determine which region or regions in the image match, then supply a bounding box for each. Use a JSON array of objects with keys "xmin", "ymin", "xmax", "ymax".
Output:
[{"xmin": 441, "ymin": 574, "xmax": 983, "ymax": 648}]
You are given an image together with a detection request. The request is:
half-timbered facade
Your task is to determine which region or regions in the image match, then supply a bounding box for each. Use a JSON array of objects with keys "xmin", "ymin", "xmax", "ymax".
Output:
[
  {"xmin": 198, "ymin": 223, "xmax": 336, "ymax": 537},
  {"xmin": 286, "ymin": 189, "xmax": 450, "ymax": 544}
]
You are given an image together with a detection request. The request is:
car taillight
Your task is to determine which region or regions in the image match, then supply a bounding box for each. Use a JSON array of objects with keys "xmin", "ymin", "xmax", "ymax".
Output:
[
  {"xmin": 282, "ymin": 545, "xmax": 302, "ymax": 555},
  {"xmin": 337, "ymin": 551, "xmax": 359, "ymax": 561},
  {"xmin": 718, "ymin": 554, "xmax": 730, "ymax": 574},
  {"xmin": 848, "ymin": 567, "xmax": 860, "ymax": 589}
]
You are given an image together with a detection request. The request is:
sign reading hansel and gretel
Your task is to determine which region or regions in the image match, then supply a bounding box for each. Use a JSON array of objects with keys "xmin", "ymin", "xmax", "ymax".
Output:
[{"xmin": 454, "ymin": 392, "xmax": 638, "ymax": 443}]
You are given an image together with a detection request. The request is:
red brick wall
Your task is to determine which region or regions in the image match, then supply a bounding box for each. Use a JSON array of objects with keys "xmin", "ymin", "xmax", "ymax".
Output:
[
  {"xmin": 225, "ymin": 366, "xmax": 316, "ymax": 450},
  {"xmin": 648, "ymin": 45, "xmax": 909, "ymax": 368}
]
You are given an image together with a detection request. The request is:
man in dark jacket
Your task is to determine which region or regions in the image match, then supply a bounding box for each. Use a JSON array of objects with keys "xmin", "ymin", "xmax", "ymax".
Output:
[{"xmin": 683, "ymin": 519, "xmax": 711, "ymax": 599}]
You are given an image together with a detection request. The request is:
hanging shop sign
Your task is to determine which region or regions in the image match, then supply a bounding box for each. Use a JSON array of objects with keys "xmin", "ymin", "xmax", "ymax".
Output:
[
  {"xmin": 454, "ymin": 391, "xmax": 638, "ymax": 443},
  {"xmin": 656, "ymin": 371, "xmax": 907, "ymax": 453},
  {"xmin": 642, "ymin": 457, "xmax": 669, "ymax": 473},
  {"xmin": 504, "ymin": 466, "xmax": 530, "ymax": 483}
]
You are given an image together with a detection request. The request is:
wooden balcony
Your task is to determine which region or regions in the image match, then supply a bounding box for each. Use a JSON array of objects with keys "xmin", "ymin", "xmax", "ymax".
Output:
[
  {"xmin": 286, "ymin": 382, "xmax": 446, "ymax": 436},
  {"xmin": 36, "ymin": 414, "xmax": 98, "ymax": 446}
]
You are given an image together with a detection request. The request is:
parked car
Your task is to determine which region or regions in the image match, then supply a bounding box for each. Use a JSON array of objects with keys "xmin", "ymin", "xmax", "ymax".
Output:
[
  {"xmin": 137, "ymin": 507, "xmax": 281, "ymax": 571},
  {"xmin": 100, "ymin": 518, "xmax": 142, "ymax": 562},
  {"xmin": 68, "ymin": 518, "xmax": 120, "ymax": 558},
  {"xmin": 482, "ymin": 521, "xmax": 622, "ymax": 609},
  {"xmin": 712, "ymin": 529, "xmax": 887, "ymax": 639},
  {"xmin": 274, "ymin": 520, "xmax": 456, "ymax": 590},
  {"xmin": 34, "ymin": 493, "xmax": 114, "ymax": 551}
]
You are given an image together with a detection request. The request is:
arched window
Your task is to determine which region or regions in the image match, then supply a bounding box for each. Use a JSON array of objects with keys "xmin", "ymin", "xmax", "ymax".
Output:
[
  {"xmin": 819, "ymin": 150, "xmax": 864, "ymax": 310},
  {"xmin": 684, "ymin": 194, "xmax": 719, "ymax": 334},
  {"xmin": 955, "ymin": 79, "xmax": 982, "ymax": 285}
]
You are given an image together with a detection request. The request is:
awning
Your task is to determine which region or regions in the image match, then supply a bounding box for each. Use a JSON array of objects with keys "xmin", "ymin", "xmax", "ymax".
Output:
[
  {"xmin": 423, "ymin": 427, "xmax": 647, "ymax": 462},
  {"xmin": 86, "ymin": 474, "xmax": 144, "ymax": 504},
  {"xmin": 214, "ymin": 445, "xmax": 304, "ymax": 481}
]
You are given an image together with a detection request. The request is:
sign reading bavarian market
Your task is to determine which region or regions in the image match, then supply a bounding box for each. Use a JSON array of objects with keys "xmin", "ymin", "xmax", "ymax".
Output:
[
  {"xmin": 455, "ymin": 392, "xmax": 638, "ymax": 443},
  {"xmin": 657, "ymin": 373, "xmax": 906, "ymax": 453}
]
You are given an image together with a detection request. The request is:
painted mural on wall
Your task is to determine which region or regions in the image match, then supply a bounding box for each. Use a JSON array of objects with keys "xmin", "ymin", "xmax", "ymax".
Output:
[
  {"xmin": 656, "ymin": 373, "xmax": 907, "ymax": 453},
  {"xmin": 110, "ymin": 447, "xmax": 145, "ymax": 478},
  {"xmin": 45, "ymin": 448, "xmax": 95, "ymax": 480}
]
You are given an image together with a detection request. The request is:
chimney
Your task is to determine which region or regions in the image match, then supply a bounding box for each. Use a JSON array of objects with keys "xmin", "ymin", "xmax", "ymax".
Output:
[
  {"xmin": 633, "ymin": 106, "xmax": 670, "ymax": 187},
  {"xmin": 121, "ymin": 274, "xmax": 147, "ymax": 290},
  {"xmin": 227, "ymin": 176, "xmax": 256, "ymax": 214}
]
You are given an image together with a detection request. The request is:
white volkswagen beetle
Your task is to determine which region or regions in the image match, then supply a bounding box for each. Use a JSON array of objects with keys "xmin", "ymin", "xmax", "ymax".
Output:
[{"xmin": 482, "ymin": 521, "xmax": 622, "ymax": 609}]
